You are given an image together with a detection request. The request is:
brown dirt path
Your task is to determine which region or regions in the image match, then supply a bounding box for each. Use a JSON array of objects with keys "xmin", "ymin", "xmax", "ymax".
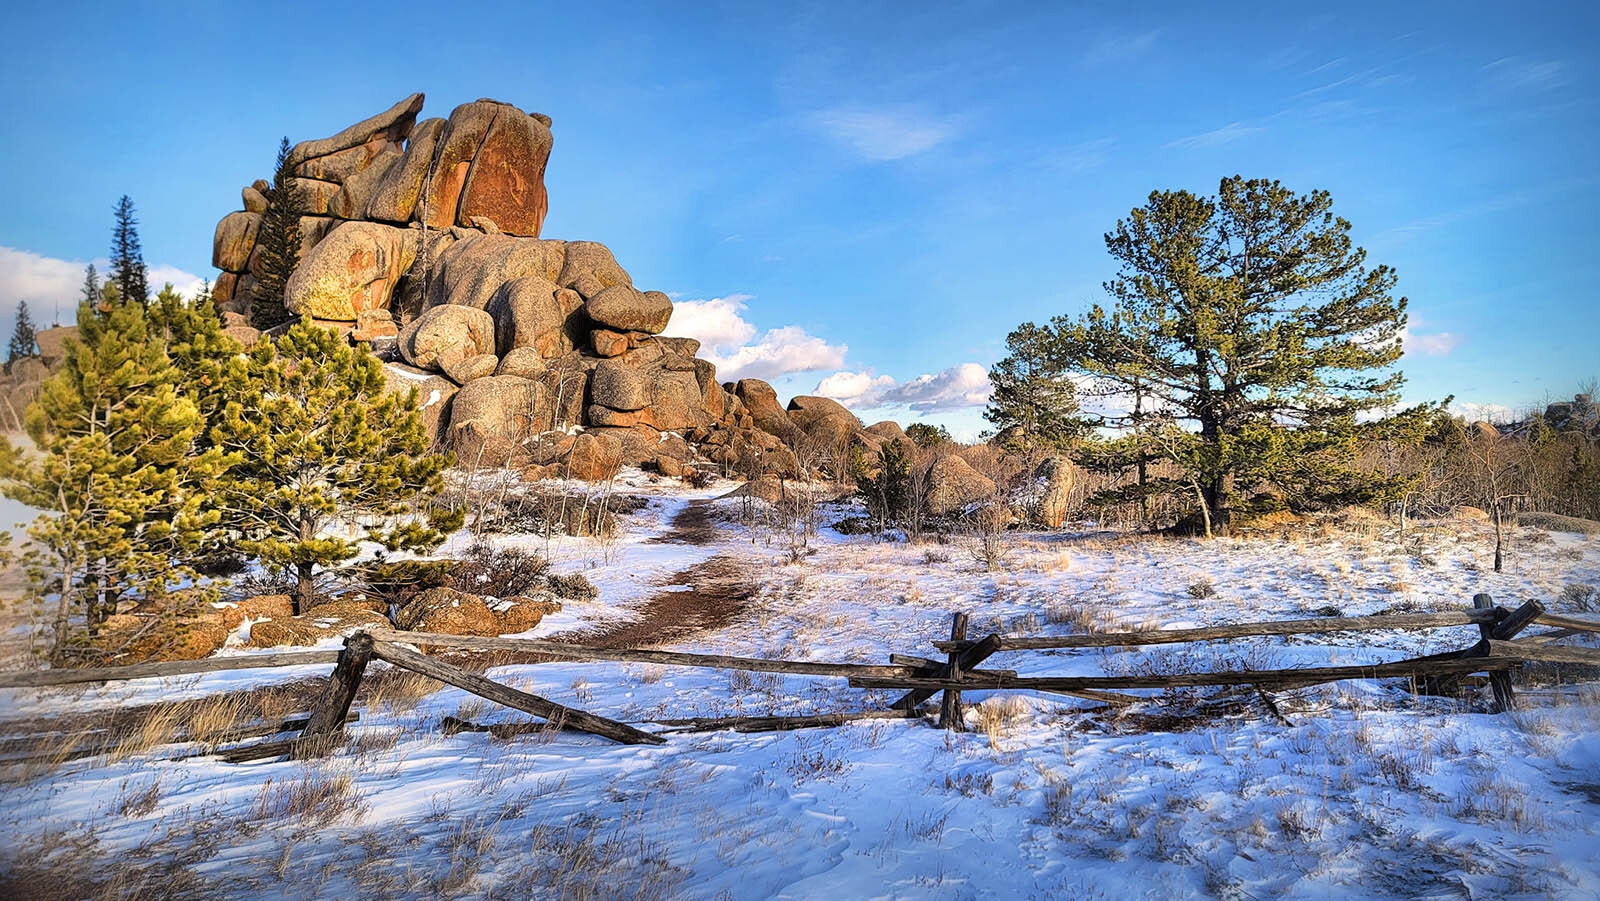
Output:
[{"xmin": 563, "ymin": 499, "xmax": 757, "ymax": 649}]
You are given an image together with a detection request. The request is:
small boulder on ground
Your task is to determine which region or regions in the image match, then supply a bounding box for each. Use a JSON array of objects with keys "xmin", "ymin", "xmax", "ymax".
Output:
[
  {"xmin": 396, "ymin": 587, "xmax": 499, "ymax": 636},
  {"xmin": 492, "ymin": 593, "xmax": 562, "ymax": 634},
  {"xmin": 925, "ymin": 455, "xmax": 997, "ymax": 516}
]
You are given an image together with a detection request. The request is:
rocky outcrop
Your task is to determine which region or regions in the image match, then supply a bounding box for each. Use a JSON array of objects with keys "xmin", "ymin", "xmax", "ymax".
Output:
[
  {"xmin": 1033, "ymin": 456, "xmax": 1077, "ymax": 529},
  {"xmin": 925, "ymin": 455, "xmax": 997, "ymax": 515},
  {"xmin": 208, "ymin": 92, "xmax": 907, "ymax": 485}
]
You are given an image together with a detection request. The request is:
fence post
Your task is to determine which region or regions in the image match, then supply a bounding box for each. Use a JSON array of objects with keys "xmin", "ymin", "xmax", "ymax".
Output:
[
  {"xmin": 939, "ymin": 612, "xmax": 969, "ymax": 731},
  {"xmin": 1474, "ymin": 594, "xmax": 1516, "ymax": 712},
  {"xmin": 295, "ymin": 631, "xmax": 375, "ymax": 756}
]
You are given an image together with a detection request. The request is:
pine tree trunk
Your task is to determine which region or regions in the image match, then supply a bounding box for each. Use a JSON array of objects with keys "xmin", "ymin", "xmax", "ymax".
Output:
[{"xmin": 294, "ymin": 562, "xmax": 315, "ymax": 615}]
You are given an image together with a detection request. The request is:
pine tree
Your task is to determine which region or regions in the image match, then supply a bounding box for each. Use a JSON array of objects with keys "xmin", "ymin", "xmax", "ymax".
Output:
[
  {"xmin": 7, "ymin": 301, "xmax": 39, "ymax": 370},
  {"xmin": 984, "ymin": 321, "xmax": 1083, "ymax": 455},
  {"xmin": 0, "ymin": 301, "xmax": 229, "ymax": 658},
  {"xmin": 250, "ymin": 137, "xmax": 306, "ymax": 329},
  {"xmin": 212, "ymin": 321, "xmax": 459, "ymax": 613},
  {"xmin": 1048, "ymin": 176, "xmax": 1421, "ymax": 534},
  {"xmin": 110, "ymin": 195, "xmax": 150, "ymax": 308},
  {"xmin": 80, "ymin": 264, "xmax": 101, "ymax": 306}
]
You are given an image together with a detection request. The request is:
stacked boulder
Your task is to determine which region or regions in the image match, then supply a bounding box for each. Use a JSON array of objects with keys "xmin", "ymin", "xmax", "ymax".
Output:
[{"xmin": 209, "ymin": 92, "xmax": 887, "ymax": 481}]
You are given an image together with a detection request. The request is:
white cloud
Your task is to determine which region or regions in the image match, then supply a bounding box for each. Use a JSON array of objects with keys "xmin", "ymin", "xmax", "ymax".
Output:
[
  {"xmin": 669, "ymin": 294, "xmax": 847, "ymax": 383},
  {"xmin": 1165, "ymin": 122, "xmax": 1264, "ymax": 150},
  {"xmin": 882, "ymin": 363, "xmax": 993, "ymax": 412},
  {"xmin": 811, "ymin": 106, "xmax": 959, "ymax": 161},
  {"xmin": 1401, "ymin": 323, "xmax": 1462, "ymax": 356},
  {"xmin": 0, "ymin": 245, "xmax": 90, "ymax": 326},
  {"xmin": 1452, "ymin": 401, "xmax": 1516, "ymax": 424},
  {"xmin": 815, "ymin": 370, "xmax": 895, "ymax": 406},
  {"xmin": 0, "ymin": 245, "xmax": 206, "ymax": 329},
  {"xmin": 669, "ymin": 295, "xmax": 757, "ymax": 350},
  {"xmin": 815, "ymin": 363, "xmax": 993, "ymax": 414}
]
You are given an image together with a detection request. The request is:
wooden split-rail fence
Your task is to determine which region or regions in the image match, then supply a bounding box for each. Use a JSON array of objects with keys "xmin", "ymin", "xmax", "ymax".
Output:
[{"xmin": 3, "ymin": 593, "xmax": 1598, "ymax": 762}]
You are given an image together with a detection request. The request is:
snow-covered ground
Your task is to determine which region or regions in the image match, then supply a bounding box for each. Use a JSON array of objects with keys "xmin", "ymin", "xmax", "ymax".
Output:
[{"xmin": 2, "ymin": 474, "xmax": 1598, "ymax": 899}]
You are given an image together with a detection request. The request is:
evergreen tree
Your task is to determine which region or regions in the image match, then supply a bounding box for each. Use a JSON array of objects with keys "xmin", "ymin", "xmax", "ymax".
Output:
[
  {"xmin": 7, "ymin": 301, "xmax": 39, "ymax": 370},
  {"xmin": 905, "ymin": 422, "xmax": 953, "ymax": 449},
  {"xmin": 80, "ymin": 264, "xmax": 101, "ymax": 305},
  {"xmin": 984, "ymin": 321, "xmax": 1083, "ymax": 455},
  {"xmin": 250, "ymin": 137, "xmax": 306, "ymax": 329},
  {"xmin": 212, "ymin": 321, "xmax": 459, "ymax": 613},
  {"xmin": 852, "ymin": 438, "xmax": 914, "ymax": 533},
  {"xmin": 0, "ymin": 301, "xmax": 229, "ymax": 657},
  {"xmin": 110, "ymin": 195, "xmax": 150, "ymax": 307},
  {"xmin": 1049, "ymin": 176, "xmax": 1420, "ymax": 534}
]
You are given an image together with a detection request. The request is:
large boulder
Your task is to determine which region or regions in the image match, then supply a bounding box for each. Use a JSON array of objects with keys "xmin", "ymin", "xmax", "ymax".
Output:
[
  {"xmin": 447, "ymin": 375, "xmax": 549, "ymax": 467},
  {"xmin": 787, "ymin": 395, "xmax": 862, "ymax": 449},
  {"xmin": 925, "ymin": 455, "xmax": 997, "ymax": 516},
  {"xmin": 421, "ymin": 100, "xmax": 501, "ymax": 230},
  {"xmin": 290, "ymin": 178, "xmax": 343, "ymax": 216},
  {"xmin": 294, "ymin": 136, "xmax": 395, "ymax": 183},
  {"xmin": 34, "ymin": 326, "xmax": 76, "ymax": 366},
  {"xmin": 328, "ymin": 148, "xmax": 402, "ymax": 219},
  {"xmin": 396, "ymin": 587, "xmax": 499, "ymax": 636},
  {"xmin": 589, "ymin": 360, "xmax": 651, "ymax": 411},
  {"xmin": 212, "ymin": 211, "xmax": 261, "ymax": 272},
  {"xmin": 424, "ymin": 233, "xmax": 566, "ymax": 311},
  {"xmin": 288, "ymin": 92, "xmax": 424, "ymax": 169},
  {"xmin": 1034, "ymin": 456, "xmax": 1077, "ymax": 529},
  {"xmin": 735, "ymin": 379, "xmax": 800, "ymax": 443},
  {"xmin": 284, "ymin": 220, "xmax": 417, "ymax": 320},
  {"xmin": 383, "ymin": 362, "xmax": 458, "ymax": 446},
  {"xmin": 458, "ymin": 106, "xmax": 553, "ymax": 237},
  {"xmin": 492, "ymin": 594, "xmax": 562, "ymax": 634},
  {"xmin": 584, "ymin": 285, "xmax": 672, "ymax": 335},
  {"xmin": 557, "ymin": 241, "xmax": 631, "ymax": 294},
  {"xmin": 485, "ymin": 276, "xmax": 566, "ymax": 356},
  {"xmin": 565, "ymin": 431, "xmax": 623, "ymax": 481},
  {"xmin": 399, "ymin": 303, "xmax": 496, "ymax": 372},
  {"xmin": 366, "ymin": 117, "xmax": 445, "ymax": 223}
]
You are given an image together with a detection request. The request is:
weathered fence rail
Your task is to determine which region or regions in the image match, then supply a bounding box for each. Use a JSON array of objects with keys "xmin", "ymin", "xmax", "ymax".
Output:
[{"xmin": 6, "ymin": 593, "xmax": 1598, "ymax": 763}]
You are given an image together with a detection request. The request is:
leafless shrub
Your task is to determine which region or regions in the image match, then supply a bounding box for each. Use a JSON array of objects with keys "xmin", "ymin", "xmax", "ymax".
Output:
[
  {"xmin": 252, "ymin": 772, "xmax": 366, "ymax": 827},
  {"xmin": 448, "ymin": 542, "xmax": 551, "ymax": 597},
  {"xmin": 1187, "ymin": 578, "xmax": 1217, "ymax": 599}
]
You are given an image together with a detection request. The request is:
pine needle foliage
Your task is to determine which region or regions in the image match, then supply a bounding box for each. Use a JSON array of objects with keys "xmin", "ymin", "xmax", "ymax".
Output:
[
  {"xmin": 7, "ymin": 300, "xmax": 39, "ymax": 370},
  {"xmin": 110, "ymin": 196, "xmax": 149, "ymax": 308},
  {"xmin": 212, "ymin": 321, "xmax": 459, "ymax": 613},
  {"xmin": 1, "ymin": 300, "xmax": 229, "ymax": 657},
  {"xmin": 250, "ymin": 137, "xmax": 306, "ymax": 329},
  {"xmin": 1048, "ymin": 176, "xmax": 1427, "ymax": 533}
]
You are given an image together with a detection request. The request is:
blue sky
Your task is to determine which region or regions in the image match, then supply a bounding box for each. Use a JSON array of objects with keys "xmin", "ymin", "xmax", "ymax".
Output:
[{"xmin": 0, "ymin": 1, "xmax": 1594, "ymax": 437}]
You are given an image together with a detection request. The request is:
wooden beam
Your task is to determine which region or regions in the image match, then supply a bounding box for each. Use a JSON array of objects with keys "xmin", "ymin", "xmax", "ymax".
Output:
[
  {"xmin": 1484, "ymin": 640, "xmax": 1600, "ymax": 666},
  {"xmin": 651, "ymin": 709, "xmax": 920, "ymax": 734},
  {"xmin": 1491, "ymin": 599, "xmax": 1546, "ymax": 641},
  {"xmin": 1534, "ymin": 612, "xmax": 1600, "ymax": 634},
  {"xmin": 0, "ymin": 650, "xmax": 342, "ymax": 688},
  {"xmin": 889, "ymin": 634, "xmax": 1001, "ymax": 712},
  {"xmin": 939, "ymin": 612, "xmax": 969, "ymax": 731},
  {"xmin": 295, "ymin": 633, "xmax": 374, "ymax": 757},
  {"xmin": 367, "ymin": 629, "xmax": 922, "ymax": 681},
  {"xmin": 849, "ymin": 655, "xmax": 1526, "ymax": 693},
  {"xmin": 931, "ymin": 609, "xmax": 1503, "ymax": 652},
  {"xmin": 368, "ymin": 639, "xmax": 664, "ymax": 745},
  {"xmin": 1475, "ymin": 594, "xmax": 1516, "ymax": 711}
]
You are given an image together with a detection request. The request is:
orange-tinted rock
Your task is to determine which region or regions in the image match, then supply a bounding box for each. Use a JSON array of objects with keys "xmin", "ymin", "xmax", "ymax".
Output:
[
  {"xmin": 295, "ymin": 136, "xmax": 396, "ymax": 182},
  {"xmin": 565, "ymin": 431, "xmax": 623, "ymax": 481},
  {"xmin": 289, "ymin": 178, "xmax": 342, "ymax": 215},
  {"xmin": 400, "ymin": 303, "xmax": 496, "ymax": 372},
  {"xmin": 422, "ymin": 100, "xmax": 500, "ymax": 230},
  {"xmin": 213, "ymin": 211, "xmax": 261, "ymax": 272},
  {"xmin": 329, "ymin": 149, "xmax": 402, "ymax": 219},
  {"xmin": 459, "ymin": 108, "xmax": 552, "ymax": 237},
  {"xmin": 591, "ymin": 328, "xmax": 630, "ymax": 357},
  {"xmin": 284, "ymin": 221, "xmax": 417, "ymax": 320},
  {"xmin": 585, "ymin": 285, "xmax": 672, "ymax": 335},
  {"xmin": 367, "ymin": 117, "xmax": 445, "ymax": 223},
  {"xmin": 218, "ymin": 594, "xmax": 294, "ymax": 631},
  {"xmin": 287, "ymin": 92, "xmax": 424, "ymax": 169}
]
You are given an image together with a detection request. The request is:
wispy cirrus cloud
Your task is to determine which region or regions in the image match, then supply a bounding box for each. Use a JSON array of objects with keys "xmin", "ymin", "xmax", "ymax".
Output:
[
  {"xmin": 1483, "ymin": 56, "xmax": 1566, "ymax": 92},
  {"xmin": 810, "ymin": 106, "xmax": 960, "ymax": 161},
  {"xmin": 1081, "ymin": 30, "xmax": 1158, "ymax": 66},
  {"xmin": 1165, "ymin": 121, "xmax": 1264, "ymax": 150}
]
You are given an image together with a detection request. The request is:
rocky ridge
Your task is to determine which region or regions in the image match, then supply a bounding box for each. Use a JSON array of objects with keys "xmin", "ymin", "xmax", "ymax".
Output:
[{"xmin": 208, "ymin": 92, "xmax": 897, "ymax": 481}]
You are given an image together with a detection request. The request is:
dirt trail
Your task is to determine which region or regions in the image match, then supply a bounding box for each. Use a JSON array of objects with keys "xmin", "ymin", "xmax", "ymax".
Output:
[{"xmin": 565, "ymin": 500, "xmax": 757, "ymax": 649}]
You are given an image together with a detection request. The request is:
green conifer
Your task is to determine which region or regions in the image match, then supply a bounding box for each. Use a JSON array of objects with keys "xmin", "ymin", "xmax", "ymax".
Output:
[
  {"xmin": 110, "ymin": 195, "xmax": 150, "ymax": 307},
  {"xmin": 250, "ymin": 138, "xmax": 306, "ymax": 329},
  {"xmin": 7, "ymin": 301, "xmax": 39, "ymax": 371},
  {"xmin": 213, "ymin": 321, "xmax": 459, "ymax": 613}
]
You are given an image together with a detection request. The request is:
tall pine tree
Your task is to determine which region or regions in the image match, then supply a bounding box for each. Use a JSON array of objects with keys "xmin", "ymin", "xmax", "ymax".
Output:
[
  {"xmin": 1049, "ymin": 176, "xmax": 1424, "ymax": 534},
  {"xmin": 984, "ymin": 321, "xmax": 1083, "ymax": 456},
  {"xmin": 110, "ymin": 195, "xmax": 150, "ymax": 308},
  {"xmin": 212, "ymin": 321, "xmax": 458, "ymax": 613},
  {"xmin": 250, "ymin": 137, "xmax": 306, "ymax": 329},
  {"xmin": 1, "ymin": 301, "xmax": 229, "ymax": 658},
  {"xmin": 7, "ymin": 301, "xmax": 39, "ymax": 370},
  {"xmin": 80, "ymin": 264, "xmax": 101, "ymax": 306}
]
